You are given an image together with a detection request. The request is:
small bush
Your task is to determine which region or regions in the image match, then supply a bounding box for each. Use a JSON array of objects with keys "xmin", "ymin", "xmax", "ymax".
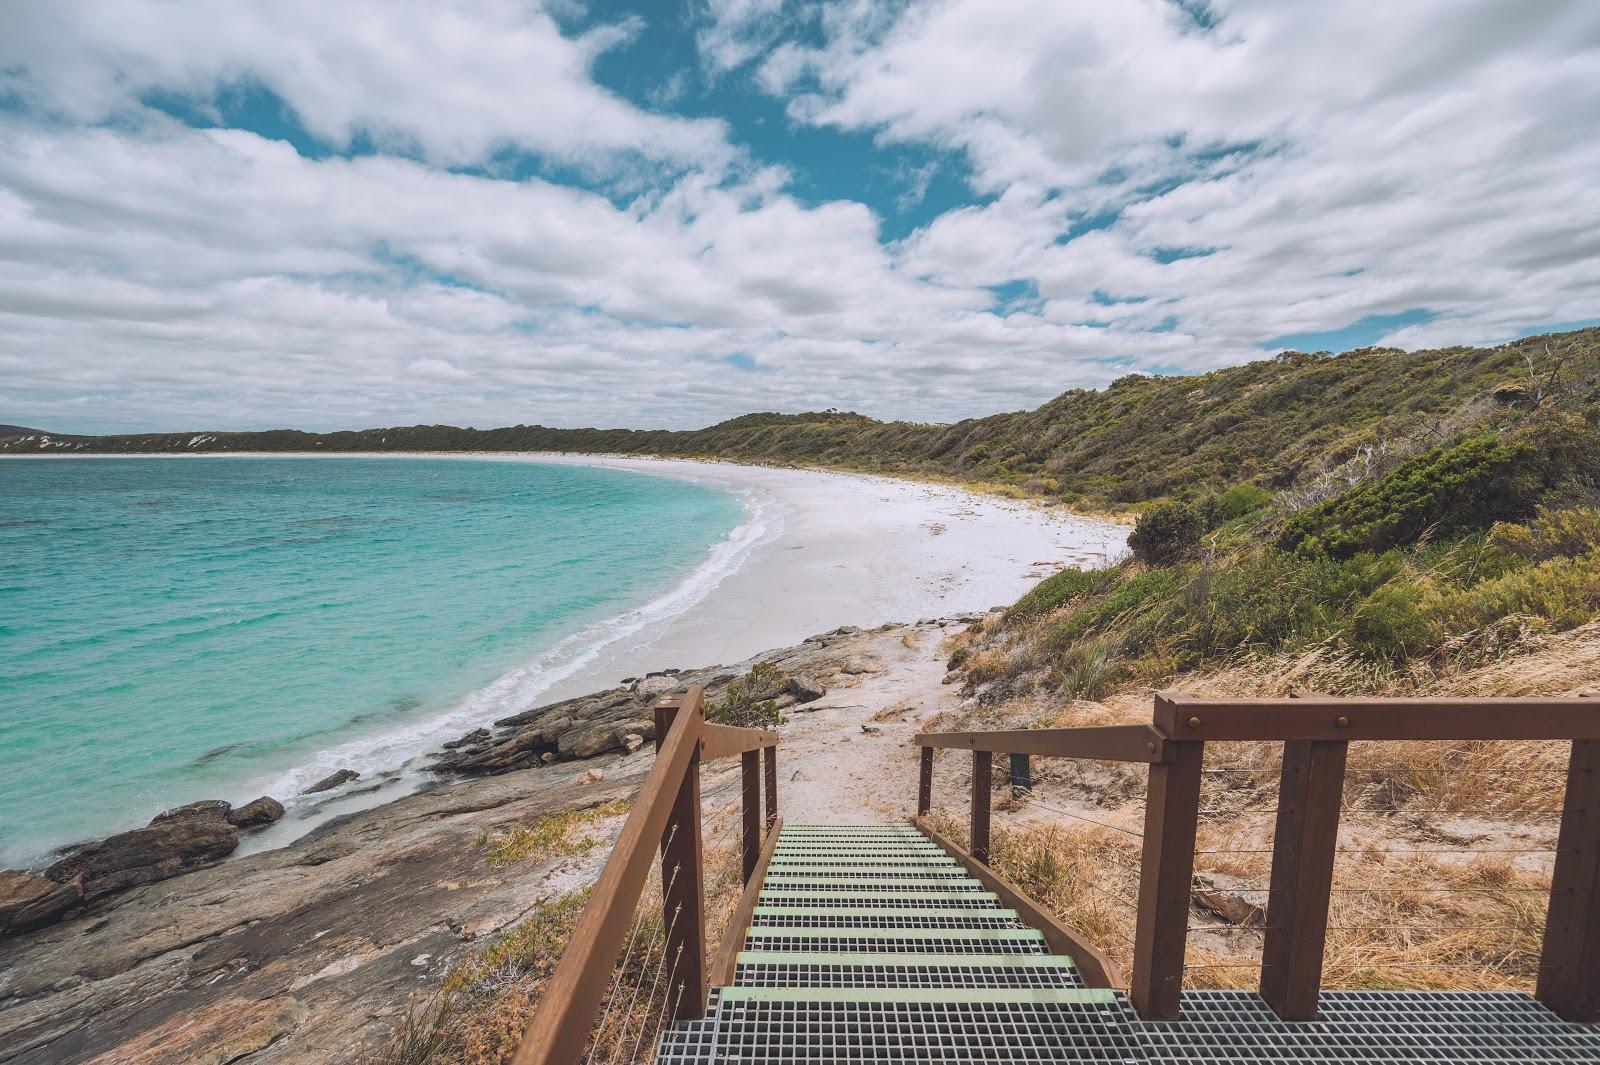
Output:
[
  {"xmin": 1128, "ymin": 501, "xmax": 1206, "ymax": 565},
  {"xmin": 478, "ymin": 799, "xmax": 631, "ymax": 868},
  {"xmin": 1208, "ymin": 482, "xmax": 1273, "ymax": 524},
  {"xmin": 1280, "ymin": 432, "xmax": 1549, "ymax": 557},
  {"xmin": 1489, "ymin": 506, "xmax": 1600, "ymax": 562},
  {"xmin": 706, "ymin": 663, "xmax": 787, "ymax": 729},
  {"xmin": 1345, "ymin": 581, "xmax": 1444, "ymax": 662}
]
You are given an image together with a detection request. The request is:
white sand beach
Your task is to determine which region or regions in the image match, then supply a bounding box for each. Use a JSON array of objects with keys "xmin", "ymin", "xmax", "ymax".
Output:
[
  {"xmin": 247, "ymin": 453, "xmax": 1126, "ymax": 830},
  {"xmin": 484, "ymin": 454, "xmax": 1129, "ymax": 700}
]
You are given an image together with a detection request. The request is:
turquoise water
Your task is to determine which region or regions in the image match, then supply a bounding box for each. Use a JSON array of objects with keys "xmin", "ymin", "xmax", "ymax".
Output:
[{"xmin": 0, "ymin": 457, "xmax": 747, "ymax": 867}]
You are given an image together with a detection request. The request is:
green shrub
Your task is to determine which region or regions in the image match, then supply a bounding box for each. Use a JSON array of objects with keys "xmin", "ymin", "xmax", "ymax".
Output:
[
  {"xmin": 1489, "ymin": 506, "xmax": 1600, "ymax": 562},
  {"xmin": 706, "ymin": 663, "xmax": 787, "ymax": 729},
  {"xmin": 1008, "ymin": 567, "xmax": 1105, "ymax": 619},
  {"xmin": 1128, "ymin": 501, "xmax": 1206, "ymax": 565},
  {"xmin": 1345, "ymin": 581, "xmax": 1444, "ymax": 661},
  {"xmin": 1437, "ymin": 551, "xmax": 1600, "ymax": 633},
  {"xmin": 1208, "ymin": 482, "xmax": 1273, "ymax": 524},
  {"xmin": 1280, "ymin": 432, "xmax": 1549, "ymax": 557}
]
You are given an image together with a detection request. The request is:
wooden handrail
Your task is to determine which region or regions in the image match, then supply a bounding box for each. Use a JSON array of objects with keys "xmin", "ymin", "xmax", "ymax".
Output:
[
  {"xmin": 701, "ymin": 721, "xmax": 780, "ymax": 759},
  {"xmin": 916, "ymin": 723, "xmax": 1168, "ymax": 762},
  {"xmin": 1155, "ymin": 692, "xmax": 1600, "ymax": 740},
  {"xmin": 513, "ymin": 686, "xmax": 781, "ymax": 1065},
  {"xmin": 712, "ymin": 816, "xmax": 783, "ymax": 985},
  {"xmin": 914, "ymin": 692, "xmax": 1600, "ymax": 1024}
]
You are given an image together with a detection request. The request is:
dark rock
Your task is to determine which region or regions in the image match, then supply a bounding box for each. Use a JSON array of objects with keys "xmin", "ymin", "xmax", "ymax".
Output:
[
  {"xmin": 785, "ymin": 674, "xmax": 826, "ymax": 703},
  {"xmin": 227, "ymin": 796, "xmax": 285, "ymax": 829},
  {"xmin": 43, "ymin": 820, "xmax": 239, "ymax": 901},
  {"xmin": 560, "ymin": 723, "xmax": 624, "ymax": 759},
  {"xmin": 433, "ymin": 721, "xmax": 565, "ymax": 775},
  {"xmin": 1192, "ymin": 875, "xmax": 1265, "ymax": 927},
  {"xmin": 442, "ymin": 727, "xmax": 490, "ymax": 750},
  {"xmin": 0, "ymin": 869, "xmax": 83, "ymax": 936},
  {"xmin": 302, "ymin": 769, "xmax": 360, "ymax": 794},
  {"xmin": 149, "ymin": 799, "xmax": 232, "ymax": 825}
]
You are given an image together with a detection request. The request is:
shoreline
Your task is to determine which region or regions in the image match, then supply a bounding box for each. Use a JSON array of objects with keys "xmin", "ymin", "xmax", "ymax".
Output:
[{"xmin": 4, "ymin": 451, "xmax": 1128, "ymax": 860}]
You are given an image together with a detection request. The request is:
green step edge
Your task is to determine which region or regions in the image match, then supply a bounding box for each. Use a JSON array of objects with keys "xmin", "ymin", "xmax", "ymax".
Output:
[
  {"xmin": 753, "ymin": 907, "xmax": 1020, "ymax": 920},
  {"xmin": 716, "ymin": 987, "xmax": 1115, "ymax": 1005},
  {"xmin": 758, "ymin": 876, "xmax": 972, "ymax": 882},
  {"xmin": 774, "ymin": 846, "xmax": 943, "ymax": 853},
  {"xmin": 769, "ymin": 861, "xmax": 959, "ymax": 868},
  {"xmin": 735, "ymin": 951, "xmax": 1076, "ymax": 969},
  {"xmin": 745, "ymin": 927, "xmax": 1044, "ymax": 941},
  {"xmin": 758, "ymin": 889, "xmax": 1000, "ymax": 899},
  {"xmin": 764, "ymin": 863, "xmax": 966, "ymax": 869}
]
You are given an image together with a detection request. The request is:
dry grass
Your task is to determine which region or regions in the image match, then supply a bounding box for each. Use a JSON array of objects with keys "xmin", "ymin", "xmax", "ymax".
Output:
[
  {"xmin": 478, "ymin": 799, "xmax": 633, "ymax": 868},
  {"xmin": 382, "ymin": 790, "xmax": 752, "ymax": 1064},
  {"xmin": 925, "ymin": 620, "xmax": 1588, "ymax": 998},
  {"xmin": 935, "ymin": 800, "xmax": 1554, "ymax": 996}
]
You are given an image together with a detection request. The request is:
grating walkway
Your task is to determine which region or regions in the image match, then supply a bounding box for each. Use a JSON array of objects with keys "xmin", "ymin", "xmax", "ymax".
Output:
[{"xmin": 657, "ymin": 823, "xmax": 1600, "ymax": 1063}]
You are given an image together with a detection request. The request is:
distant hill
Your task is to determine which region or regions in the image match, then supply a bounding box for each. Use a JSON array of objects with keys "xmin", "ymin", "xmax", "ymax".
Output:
[
  {"xmin": 0, "ymin": 424, "xmax": 47, "ymax": 437},
  {"xmin": 3, "ymin": 327, "xmax": 1595, "ymax": 506}
]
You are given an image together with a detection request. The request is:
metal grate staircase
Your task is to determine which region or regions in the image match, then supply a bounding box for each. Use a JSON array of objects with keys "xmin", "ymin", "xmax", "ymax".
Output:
[
  {"xmin": 658, "ymin": 822, "xmax": 1136, "ymax": 1062},
  {"xmin": 657, "ymin": 823, "xmax": 1600, "ymax": 1063}
]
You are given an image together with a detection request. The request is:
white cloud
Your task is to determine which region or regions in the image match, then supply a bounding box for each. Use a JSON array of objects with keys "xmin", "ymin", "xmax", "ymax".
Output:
[
  {"xmin": 0, "ymin": 116, "xmax": 1169, "ymax": 432},
  {"xmin": 0, "ymin": 0, "xmax": 730, "ymax": 170},
  {"xmin": 779, "ymin": 0, "xmax": 1600, "ymax": 349},
  {"xmin": 1, "ymin": 0, "xmax": 1597, "ymax": 434}
]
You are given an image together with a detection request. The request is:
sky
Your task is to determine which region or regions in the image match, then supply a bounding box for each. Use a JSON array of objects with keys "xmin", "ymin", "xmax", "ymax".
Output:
[{"xmin": 1, "ymin": 1, "xmax": 1598, "ymax": 435}]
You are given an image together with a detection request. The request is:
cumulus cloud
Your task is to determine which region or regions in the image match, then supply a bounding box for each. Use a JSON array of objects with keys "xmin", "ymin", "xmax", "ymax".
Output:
[
  {"xmin": 0, "ymin": 0, "xmax": 1596, "ymax": 433},
  {"xmin": 0, "ymin": 0, "xmax": 729, "ymax": 170},
  {"xmin": 775, "ymin": 0, "xmax": 1600, "ymax": 351}
]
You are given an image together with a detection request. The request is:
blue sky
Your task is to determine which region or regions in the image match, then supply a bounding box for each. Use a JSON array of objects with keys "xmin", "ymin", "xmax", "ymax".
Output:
[{"xmin": 0, "ymin": 1, "xmax": 1597, "ymax": 434}]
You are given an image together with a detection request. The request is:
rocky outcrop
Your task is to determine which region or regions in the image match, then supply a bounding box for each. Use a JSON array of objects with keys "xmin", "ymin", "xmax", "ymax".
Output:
[
  {"xmin": 0, "ymin": 871, "xmax": 83, "ymax": 936},
  {"xmin": 431, "ymin": 625, "xmax": 876, "ymax": 777},
  {"xmin": 227, "ymin": 796, "xmax": 286, "ymax": 828},
  {"xmin": 786, "ymin": 674, "xmax": 827, "ymax": 703},
  {"xmin": 43, "ymin": 820, "xmax": 239, "ymax": 902},
  {"xmin": 303, "ymin": 768, "xmax": 361, "ymax": 794},
  {"xmin": 0, "ymin": 748, "xmax": 647, "ymax": 1065},
  {"xmin": 1, "ymin": 797, "xmax": 286, "ymax": 942},
  {"xmin": 147, "ymin": 796, "xmax": 284, "ymax": 830},
  {"xmin": 149, "ymin": 799, "xmax": 233, "ymax": 825}
]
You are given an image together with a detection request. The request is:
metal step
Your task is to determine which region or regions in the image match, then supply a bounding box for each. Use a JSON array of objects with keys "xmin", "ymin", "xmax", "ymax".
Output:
[
  {"xmin": 735, "ymin": 952, "xmax": 1083, "ymax": 990},
  {"xmin": 744, "ymin": 928, "xmax": 1049, "ymax": 954},
  {"xmin": 657, "ymin": 997, "xmax": 1140, "ymax": 1064}
]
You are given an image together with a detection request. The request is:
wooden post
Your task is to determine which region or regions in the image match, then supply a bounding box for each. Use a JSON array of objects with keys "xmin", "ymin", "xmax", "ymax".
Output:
[
  {"xmin": 654, "ymin": 695, "xmax": 707, "ymax": 1022},
  {"xmin": 1538, "ymin": 738, "xmax": 1600, "ymax": 1021},
  {"xmin": 971, "ymin": 749, "xmax": 992, "ymax": 864},
  {"xmin": 1259, "ymin": 739, "xmax": 1348, "ymax": 1020},
  {"xmin": 762, "ymin": 744, "xmax": 778, "ymax": 830},
  {"xmin": 1131, "ymin": 740, "xmax": 1204, "ymax": 1020},
  {"xmin": 740, "ymin": 748, "xmax": 761, "ymax": 884},
  {"xmin": 1010, "ymin": 752, "xmax": 1033, "ymax": 798},
  {"xmin": 918, "ymin": 746, "xmax": 934, "ymax": 816}
]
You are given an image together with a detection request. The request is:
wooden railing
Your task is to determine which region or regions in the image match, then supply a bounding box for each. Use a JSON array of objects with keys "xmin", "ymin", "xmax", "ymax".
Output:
[
  {"xmin": 916, "ymin": 693, "xmax": 1600, "ymax": 1023},
  {"xmin": 513, "ymin": 686, "xmax": 780, "ymax": 1065}
]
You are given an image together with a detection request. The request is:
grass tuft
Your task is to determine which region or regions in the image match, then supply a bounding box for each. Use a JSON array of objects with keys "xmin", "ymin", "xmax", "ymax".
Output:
[{"xmin": 477, "ymin": 799, "xmax": 631, "ymax": 868}]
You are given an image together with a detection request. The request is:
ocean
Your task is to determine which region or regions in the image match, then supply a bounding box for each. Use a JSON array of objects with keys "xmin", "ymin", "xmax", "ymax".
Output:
[{"xmin": 0, "ymin": 456, "xmax": 752, "ymax": 868}]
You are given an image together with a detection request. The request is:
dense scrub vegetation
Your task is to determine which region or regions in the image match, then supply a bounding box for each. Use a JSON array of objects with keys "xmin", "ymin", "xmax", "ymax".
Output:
[
  {"xmin": 954, "ymin": 407, "xmax": 1600, "ymax": 698},
  {"xmin": 11, "ymin": 327, "xmax": 1597, "ymax": 510}
]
